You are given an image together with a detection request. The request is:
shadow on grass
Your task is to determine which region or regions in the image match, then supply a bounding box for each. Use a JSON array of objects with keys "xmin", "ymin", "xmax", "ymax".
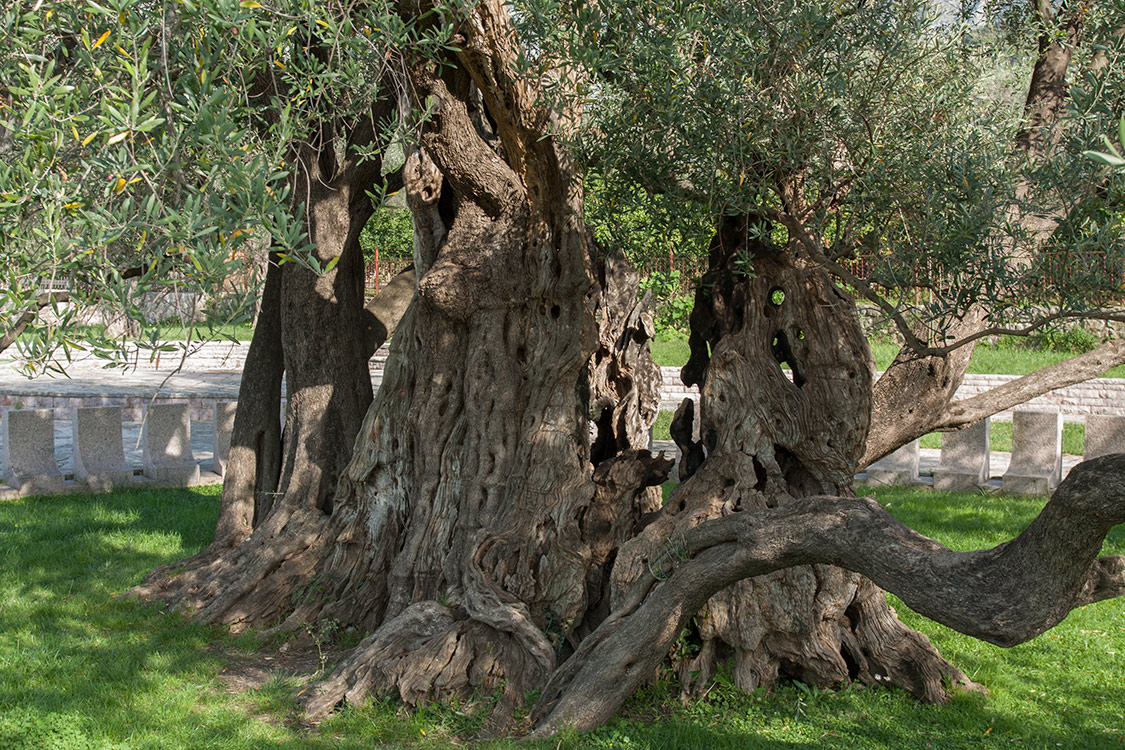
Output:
[
  {"xmin": 0, "ymin": 486, "xmax": 1122, "ymax": 749},
  {"xmin": 0, "ymin": 486, "xmax": 326, "ymax": 749}
]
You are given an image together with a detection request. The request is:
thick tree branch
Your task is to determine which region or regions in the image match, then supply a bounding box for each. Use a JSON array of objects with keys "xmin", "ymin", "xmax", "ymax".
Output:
[
  {"xmin": 0, "ymin": 291, "xmax": 70, "ymax": 354},
  {"xmin": 530, "ymin": 454, "xmax": 1125, "ymax": 735},
  {"xmin": 413, "ymin": 68, "xmax": 526, "ymax": 217},
  {"xmin": 361, "ymin": 264, "xmax": 416, "ymax": 358},
  {"xmin": 937, "ymin": 338, "xmax": 1125, "ymax": 430}
]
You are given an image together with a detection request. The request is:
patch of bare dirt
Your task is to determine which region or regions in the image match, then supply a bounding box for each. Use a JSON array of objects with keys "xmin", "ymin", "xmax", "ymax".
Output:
[{"xmin": 213, "ymin": 634, "xmax": 346, "ymax": 694}]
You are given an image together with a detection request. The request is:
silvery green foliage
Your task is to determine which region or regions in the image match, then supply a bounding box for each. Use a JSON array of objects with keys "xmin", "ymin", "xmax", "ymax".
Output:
[
  {"xmin": 0, "ymin": 0, "xmax": 452, "ymax": 374},
  {"xmin": 517, "ymin": 0, "xmax": 1125, "ymax": 346}
]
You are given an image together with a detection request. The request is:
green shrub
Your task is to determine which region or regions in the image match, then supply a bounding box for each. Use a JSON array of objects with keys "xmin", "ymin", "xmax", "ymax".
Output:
[
  {"xmin": 1033, "ymin": 325, "xmax": 1100, "ymax": 353},
  {"xmin": 359, "ymin": 205, "xmax": 414, "ymax": 261},
  {"xmin": 640, "ymin": 270, "xmax": 694, "ymax": 335}
]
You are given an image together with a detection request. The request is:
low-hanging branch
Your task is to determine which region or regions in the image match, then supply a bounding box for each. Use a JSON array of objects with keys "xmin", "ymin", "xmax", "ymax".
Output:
[
  {"xmin": 529, "ymin": 453, "xmax": 1125, "ymax": 735},
  {"xmin": 937, "ymin": 337, "xmax": 1125, "ymax": 431}
]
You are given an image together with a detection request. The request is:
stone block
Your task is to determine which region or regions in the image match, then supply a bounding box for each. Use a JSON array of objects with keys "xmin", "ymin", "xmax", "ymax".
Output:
[
  {"xmin": 1002, "ymin": 411, "xmax": 1062, "ymax": 496},
  {"xmin": 1085, "ymin": 415, "xmax": 1125, "ymax": 460},
  {"xmin": 72, "ymin": 406, "xmax": 134, "ymax": 490},
  {"xmin": 212, "ymin": 401, "xmax": 237, "ymax": 475},
  {"xmin": 142, "ymin": 403, "xmax": 200, "ymax": 485},
  {"xmin": 933, "ymin": 418, "xmax": 990, "ymax": 492},
  {"xmin": 863, "ymin": 439, "xmax": 920, "ymax": 486},
  {"xmin": 1, "ymin": 409, "xmax": 65, "ymax": 496}
]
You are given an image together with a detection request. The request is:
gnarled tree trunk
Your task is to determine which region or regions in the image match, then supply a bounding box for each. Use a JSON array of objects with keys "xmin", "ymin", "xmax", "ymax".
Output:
[
  {"xmin": 610, "ymin": 217, "xmax": 972, "ymax": 703},
  {"xmin": 136, "ymin": 0, "xmax": 667, "ymax": 724}
]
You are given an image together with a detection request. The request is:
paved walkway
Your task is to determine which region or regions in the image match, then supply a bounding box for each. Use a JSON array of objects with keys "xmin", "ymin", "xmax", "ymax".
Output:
[{"xmin": 0, "ymin": 367, "xmax": 241, "ymax": 399}]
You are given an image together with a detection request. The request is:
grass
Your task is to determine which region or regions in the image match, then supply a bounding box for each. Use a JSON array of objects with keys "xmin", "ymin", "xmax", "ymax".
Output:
[
  {"xmin": 918, "ymin": 421, "xmax": 1087, "ymax": 455},
  {"xmin": 1, "ymin": 485, "xmax": 1123, "ymax": 748},
  {"xmin": 649, "ymin": 334, "xmax": 1125, "ymax": 378}
]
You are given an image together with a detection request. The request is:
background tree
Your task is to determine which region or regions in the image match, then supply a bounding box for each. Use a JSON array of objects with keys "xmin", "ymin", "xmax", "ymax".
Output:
[{"xmin": 526, "ymin": 0, "xmax": 1125, "ymax": 464}]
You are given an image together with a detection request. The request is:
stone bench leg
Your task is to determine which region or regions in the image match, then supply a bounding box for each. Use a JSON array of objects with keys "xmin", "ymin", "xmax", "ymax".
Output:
[
  {"xmin": 933, "ymin": 418, "xmax": 990, "ymax": 492},
  {"xmin": 212, "ymin": 401, "xmax": 237, "ymax": 475},
  {"xmin": 72, "ymin": 406, "xmax": 134, "ymax": 491},
  {"xmin": 1002, "ymin": 411, "xmax": 1062, "ymax": 496},
  {"xmin": 1085, "ymin": 415, "xmax": 1125, "ymax": 460},
  {"xmin": 2, "ymin": 409, "xmax": 65, "ymax": 496},
  {"xmin": 142, "ymin": 404, "xmax": 200, "ymax": 485},
  {"xmin": 861, "ymin": 439, "xmax": 920, "ymax": 486}
]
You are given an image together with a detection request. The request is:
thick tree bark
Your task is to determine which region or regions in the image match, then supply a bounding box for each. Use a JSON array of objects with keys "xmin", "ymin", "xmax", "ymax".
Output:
[
  {"xmin": 133, "ymin": 3, "xmax": 1125, "ymax": 739},
  {"xmin": 213, "ymin": 253, "xmax": 284, "ymax": 547}
]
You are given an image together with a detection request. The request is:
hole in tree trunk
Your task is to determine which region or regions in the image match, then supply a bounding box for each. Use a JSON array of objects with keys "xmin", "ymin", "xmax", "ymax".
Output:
[
  {"xmin": 590, "ymin": 406, "xmax": 615, "ymax": 466},
  {"xmin": 775, "ymin": 445, "xmax": 819, "ymax": 496},
  {"xmin": 770, "ymin": 330, "xmax": 806, "ymax": 388},
  {"xmin": 751, "ymin": 457, "xmax": 768, "ymax": 491}
]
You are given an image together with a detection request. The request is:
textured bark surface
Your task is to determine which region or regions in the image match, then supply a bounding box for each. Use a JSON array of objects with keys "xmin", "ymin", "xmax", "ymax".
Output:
[
  {"xmin": 137, "ymin": 0, "xmax": 667, "ymax": 726},
  {"xmin": 531, "ymin": 453, "xmax": 1125, "ymax": 734},
  {"xmin": 212, "ymin": 253, "xmax": 284, "ymax": 548},
  {"xmin": 610, "ymin": 216, "xmax": 971, "ymax": 707}
]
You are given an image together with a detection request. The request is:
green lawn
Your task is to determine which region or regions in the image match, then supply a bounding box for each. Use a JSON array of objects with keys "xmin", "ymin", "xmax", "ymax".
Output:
[
  {"xmin": 650, "ymin": 335, "xmax": 1125, "ymax": 378},
  {"xmin": 1, "ymin": 486, "xmax": 1122, "ymax": 748},
  {"xmin": 918, "ymin": 421, "xmax": 1087, "ymax": 456}
]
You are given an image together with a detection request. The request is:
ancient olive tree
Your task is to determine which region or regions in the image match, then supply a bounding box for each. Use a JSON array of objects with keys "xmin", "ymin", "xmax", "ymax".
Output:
[
  {"xmin": 538, "ymin": 0, "xmax": 1125, "ymax": 466},
  {"xmin": 42, "ymin": 0, "xmax": 1118, "ymax": 736}
]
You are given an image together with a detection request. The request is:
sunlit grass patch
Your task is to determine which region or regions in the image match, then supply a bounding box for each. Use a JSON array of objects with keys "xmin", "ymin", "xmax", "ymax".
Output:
[{"xmin": 0, "ymin": 483, "xmax": 1122, "ymax": 748}]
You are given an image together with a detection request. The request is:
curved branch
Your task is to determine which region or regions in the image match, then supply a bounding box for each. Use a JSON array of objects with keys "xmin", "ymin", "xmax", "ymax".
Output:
[
  {"xmin": 530, "ymin": 453, "xmax": 1125, "ymax": 735},
  {"xmin": 938, "ymin": 338, "xmax": 1125, "ymax": 430}
]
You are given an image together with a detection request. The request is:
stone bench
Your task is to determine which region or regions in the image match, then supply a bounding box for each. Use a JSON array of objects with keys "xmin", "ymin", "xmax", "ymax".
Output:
[
  {"xmin": 1, "ymin": 409, "xmax": 64, "ymax": 495},
  {"xmin": 72, "ymin": 406, "xmax": 134, "ymax": 490},
  {"xmin": 142, "ymin": 404, "xmax": 200, "ymax": 485},
  {"xmin": 212, "ymin": 401, "xmax": 236, "ymax": 475}
]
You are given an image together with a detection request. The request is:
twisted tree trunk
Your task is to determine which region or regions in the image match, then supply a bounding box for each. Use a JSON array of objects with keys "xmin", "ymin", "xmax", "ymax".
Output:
[
  {"xmin": 136, "ymin": 1, "xmax": 667, "ymax": 723},
  {"xmin": 611, "ymin": 217, "xmax": 973, "ymax": 704}
]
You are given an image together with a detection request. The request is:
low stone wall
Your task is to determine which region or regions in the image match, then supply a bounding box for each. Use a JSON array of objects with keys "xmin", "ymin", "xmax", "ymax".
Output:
[
  {"xmin": 657, "ymin": 367, "xmax": 1125, "ymax": 419},
  {"xmin": 13, "ymin": 342, "xmax": 1125, "ymax": 420}
]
